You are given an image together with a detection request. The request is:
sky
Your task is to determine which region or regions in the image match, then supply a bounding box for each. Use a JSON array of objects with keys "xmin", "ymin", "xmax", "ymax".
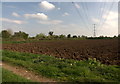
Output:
[{"xmin": 1, "ymin": 1, "xmax": 118, "ymax": 37}]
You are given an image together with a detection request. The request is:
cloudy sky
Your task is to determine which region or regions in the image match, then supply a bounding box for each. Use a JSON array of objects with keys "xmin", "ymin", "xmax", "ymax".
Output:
[{"xmin": 1, "ymin": 1, "xmax": 118, "ymax": 37}]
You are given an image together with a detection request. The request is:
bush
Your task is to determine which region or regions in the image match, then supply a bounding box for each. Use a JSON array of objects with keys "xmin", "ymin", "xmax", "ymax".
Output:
[{"xmin": 36, "ymin": 33, "xmax": 46, "ymax": 40}]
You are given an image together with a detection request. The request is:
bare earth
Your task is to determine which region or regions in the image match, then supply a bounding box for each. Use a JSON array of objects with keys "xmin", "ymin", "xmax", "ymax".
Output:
[
  {"xmin": 2, "ymin": 62, "xmax": 56, "ymax": 82},
  {"xmin": 3, "ymin": 39, "xmax": 119, "ymax": 65}
]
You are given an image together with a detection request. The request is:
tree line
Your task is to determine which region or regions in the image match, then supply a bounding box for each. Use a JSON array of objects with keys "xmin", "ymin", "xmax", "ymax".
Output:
[{"xmin": 0, "ymin": 29, "xmax": 119, "ymax": 41}]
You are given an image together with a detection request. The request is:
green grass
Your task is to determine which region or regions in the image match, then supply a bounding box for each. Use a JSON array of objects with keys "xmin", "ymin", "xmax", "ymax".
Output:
[
  {"xmin": 2, "ymin": 38, "xmax": 87, "ymax": 44},
  {"xmin": 2, "ymin": 40, "xmax": 31, "ymax": 44},
  {"xmin": 2, "ymin": 50, "xmax": 120, "ymax": 82},
  {"xmin": 2, "ymin": 68, "xmax": 32, "ymax": 82}
]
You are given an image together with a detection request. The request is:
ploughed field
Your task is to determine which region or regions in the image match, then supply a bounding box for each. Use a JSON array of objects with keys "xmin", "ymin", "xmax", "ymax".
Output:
[{"xmin": 3, "ymin": 39, "xmax": 120, "ymax": 65}]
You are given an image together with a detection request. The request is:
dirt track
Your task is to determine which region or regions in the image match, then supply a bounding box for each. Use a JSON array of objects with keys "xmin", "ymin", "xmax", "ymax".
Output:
[
  {"xmin": 2, "ymin": 62, "xmax": 56, "ymax": 82},
  {"xmin": 3, "ymin": 39, "xmax": 120, "ymax": 65}
]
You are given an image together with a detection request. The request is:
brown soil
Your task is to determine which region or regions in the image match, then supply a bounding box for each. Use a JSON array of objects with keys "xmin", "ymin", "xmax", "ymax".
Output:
[
  {"xmin": 3, "ymin": 39, "xmax": 120, "ymax": 65},
  {"xmin": 2, "ymin": 62, "xmax": 56, "ymax": 82}
]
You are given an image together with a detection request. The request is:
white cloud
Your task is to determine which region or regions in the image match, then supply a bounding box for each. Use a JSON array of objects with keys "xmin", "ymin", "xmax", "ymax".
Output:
[
  {"xmin": 24, "ymin": 13, "xmax": 48, "ymax": 20},
  {"xmin": 92, "ymin": 18, "xmax": 100, "ymax": 23},
  {"xmin": 74, "ymin": 3, "xmax": 80, "ymax": 9},
  {"xmin": 62, "ymin": 12, "xmax": 69, "ymax": 16},
  {"xmin": 102, "ymin": 11, "xmax": 118, "ymax": 27},
  {"xmin": 12, "ymin": 12, "xmax": 20, "ymax": 17},
  {"xmin": 0, "ymin": 18, "xmax": 26, "ymax": 24},
  {"xmin": 58, "ymin": 8, "xmax": 61, "ymax": 10},
  {"xmin": 97, "ymin": 11, "xmax": 118, "ymax": 36},
  {"xmin": 40, "ymin": 1, "xmax": 55, "ymax": 10},
  {"xmin": 38, "ymin": 20, "xmax": 63, "ymax": 25},
  {"xmin": 102, "ymin": 11, "xmax": 118, "ymax": 20}
]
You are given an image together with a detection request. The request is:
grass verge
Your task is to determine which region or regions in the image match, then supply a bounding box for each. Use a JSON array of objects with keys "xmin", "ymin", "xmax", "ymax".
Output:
[{"xmin": 2, "ymin": 50, "xmax": 120, "ymax": 82}]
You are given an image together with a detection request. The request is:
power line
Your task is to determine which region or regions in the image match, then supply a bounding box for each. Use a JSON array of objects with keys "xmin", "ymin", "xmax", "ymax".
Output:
[
  {"xmin": 72, "ymin": 2, "xmax": 91, "ymax": 31},
  {"xmin": 80, "ymin": 2, "xmax": 90, "ymax": 27},
  {"xmin": 84, "ymin": 2, "xmax": 92, "ymax": 24},
  {"xmin": 71, "ymin": 1, "xmax": 115, "ymax": 37},
  {"xmin": 95, "ymin": 1, "xmax": 115, "ymax": 36},
  {"xmin": 99, "ymin": 1, "xmax": 115, "ymax": 29},
  {"xmin": 97, "ymin": 2, "xmax": 107, "ymax": 29}
]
